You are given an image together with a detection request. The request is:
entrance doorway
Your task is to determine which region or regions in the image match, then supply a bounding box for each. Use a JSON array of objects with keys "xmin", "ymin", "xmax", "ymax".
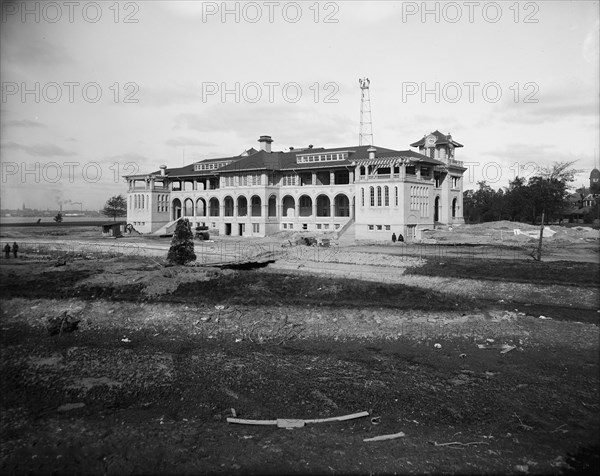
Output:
[
  {"xmin": 225, "ymin": 223, "xmax": 231, "ymax": 236},
  {"xmin": 239, "ymin": 223, "xmax": 245, "ymax": 236},
  {"xmin": 434, "ymin": 197, "xmax": 440, "ymax": 222}
]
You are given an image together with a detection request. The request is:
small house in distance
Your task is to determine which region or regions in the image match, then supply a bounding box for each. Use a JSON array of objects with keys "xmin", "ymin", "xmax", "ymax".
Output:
[{"xmin": 99, "ymin": 221, "xmax": 127, "ymax": 238}]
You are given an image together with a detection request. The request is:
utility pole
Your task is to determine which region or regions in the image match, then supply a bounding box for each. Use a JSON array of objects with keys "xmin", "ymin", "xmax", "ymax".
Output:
[{"xmin": 536, "ymin": 210, "xmax": 544, "ymax": 261}]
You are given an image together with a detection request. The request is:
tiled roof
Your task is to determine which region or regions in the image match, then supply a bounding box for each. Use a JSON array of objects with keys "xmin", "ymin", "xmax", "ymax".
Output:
[
  {"xmin": 410, "ymin": 130, "xmax": 464, "ymax": 148},
  {"xmin": 127, "ymin": 142, "xmax": 453, "ymax": 179}
]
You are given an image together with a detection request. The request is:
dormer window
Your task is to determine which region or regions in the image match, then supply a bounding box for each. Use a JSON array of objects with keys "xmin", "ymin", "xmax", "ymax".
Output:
[{"xmin": 296, "ymin": 151, "xmax": 349, "ymax": 164}]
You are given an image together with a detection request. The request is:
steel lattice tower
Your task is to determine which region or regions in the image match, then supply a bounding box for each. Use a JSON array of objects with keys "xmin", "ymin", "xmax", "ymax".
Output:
[{"xmin": 359, "ymin": 78, "xmax": 374, "ymax": 146}]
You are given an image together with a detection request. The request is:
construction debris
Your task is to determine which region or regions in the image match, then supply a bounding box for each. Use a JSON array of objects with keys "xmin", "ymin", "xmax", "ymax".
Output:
[
  {"xmin": 227, "ymin": 411, "xmax": 369, "ymax": 427},
  {"xmin": 364, "ymin": 431, "xmax": 406, "ymax": 442},
  {"xmin": 47, "ymin": 311, "xmax": 80, "ymax": 336}
]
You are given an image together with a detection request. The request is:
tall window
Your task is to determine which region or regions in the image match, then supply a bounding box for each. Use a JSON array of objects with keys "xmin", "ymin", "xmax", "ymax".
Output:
[
  {"xmin": 377, "ymin": 186, "xmax": 382, "ymax": 207},
  {"xmin": 384, "ymin": 186, "xmax": 389, "ymax": 206},
  {"xmin": 361, "ymin": 188, "xmax": 365, "ymax": 206},
  {"xmin": 395, "ymin": 187, "xmax": 398, "ymax": 206},
  {"xmin": 370, "ymin": 187, "xmax": 374, "ymax": 207}
]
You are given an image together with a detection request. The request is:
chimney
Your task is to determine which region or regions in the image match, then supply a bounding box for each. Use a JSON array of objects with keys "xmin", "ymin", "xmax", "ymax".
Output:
[
  {"xmin": 159, "ymin": 165, "xmax": 167, "ymax": 176},
  {"xmin": 367, "ymin": 146, "xmax": 376, "ymax": 160},
  {"xmin": 258, "ymin": 135, "xmax": 273, "ymax": 152}
]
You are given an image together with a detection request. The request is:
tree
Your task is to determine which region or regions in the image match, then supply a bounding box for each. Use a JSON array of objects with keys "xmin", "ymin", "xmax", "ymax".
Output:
[
  {"xmin": 102, "ymin": 194, "xmax": 127, "ymax": 221},
  {"xmin": 53, "ymin": 212, "xmax": 63, "ymax": 223},
  {"xmin": 527, "ymin": 161, "xmax": 578, "ymax": 224},
  {"xmin": 505, "ymin": 176, "xmax": 532, "ymax": 222},
  {"xmin": 167, "ymin": 219, "xmax": 196, "ymax": 265}
]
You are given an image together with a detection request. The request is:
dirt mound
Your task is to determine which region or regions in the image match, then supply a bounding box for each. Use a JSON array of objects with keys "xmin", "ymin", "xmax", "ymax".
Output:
[{"xmin": 76, "ymin": 263, "xmax": 232, "ymax": 297}]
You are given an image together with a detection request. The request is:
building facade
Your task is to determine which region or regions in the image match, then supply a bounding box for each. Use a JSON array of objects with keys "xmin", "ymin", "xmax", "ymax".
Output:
[{"xmin": 124, "ymin": 131, "xmax": 466, "ymax": 240}]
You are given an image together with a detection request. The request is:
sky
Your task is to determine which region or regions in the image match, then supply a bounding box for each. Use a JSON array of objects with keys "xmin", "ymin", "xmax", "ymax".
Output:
[{"xmin": 1, "ymin": 0, "xmax": 599, "ymax": 211}]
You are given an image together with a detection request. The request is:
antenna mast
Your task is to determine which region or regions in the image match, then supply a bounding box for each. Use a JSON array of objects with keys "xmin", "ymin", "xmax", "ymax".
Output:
[{"xmin": 359, "ymin": 78, "xmax": 374, "ymax": 146}]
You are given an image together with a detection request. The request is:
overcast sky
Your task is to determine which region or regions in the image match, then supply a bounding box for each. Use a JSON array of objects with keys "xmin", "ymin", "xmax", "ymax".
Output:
[{"xmin": 1, "ymin": 0, "xmax": 598, "ymax": 210}]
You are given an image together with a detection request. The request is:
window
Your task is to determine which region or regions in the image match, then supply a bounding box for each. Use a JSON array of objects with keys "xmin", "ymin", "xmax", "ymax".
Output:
[
  {"xmin": 302, "ymin": 224, "xmax": 308, "ymax": 230},
  {"xmin": 253, "ymin": 224, "xmax": 260, "ymax": 233},
  {"xmin": 384, "ymin": 186, "xmax": 389, "ymax": 206},
  {"xmin": 452, "ymin": 176, "xmax": 459, "ymax": 188},
  {"xmin": 316, "ymin": 224, "xmax": 322, "ymax": 229},
  {"xmin": 370, "ymin": 187, "xmax": 375, "ymax": 206},
  {"xmin": 289, "ymin": 223, "xmax": 293, "ymax": 229},
  {"xmin": 283, "ymin": 223, "xmax": 287, "ymax": 229},
  {"xmin": 324, "ymin": 224, "xmax": 329, "ymax": 229},
  {"xmin": 282, "ymin": 173, "xmax": 297, "ymax": 186},
  {"xmin": 334, "ymin": 224, "xmax": 340, "ymax": 229},
  {"xmin": 376, "ymin": 225, "xmax": 382, "ymax": 230},
  {"xmin": 395, "ymin": 187, "xmax": 398, "ymax": 206},
  {"xmin": 377, "ymin": 187, "xmax": 382, "ymax": 207},
  {"xmin": 385, "ymin": 225, "xmax": 391, "ymax": 231},
  {"xmin": 368, "ymin": 225, "xmax": 374, "ymax": 230},
  {"xmin": 361, "ymin": 188, "xmax": 365, "ymax": 206}
]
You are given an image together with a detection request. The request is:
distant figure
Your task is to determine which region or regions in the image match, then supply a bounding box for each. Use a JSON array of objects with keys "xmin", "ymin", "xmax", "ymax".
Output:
[
  {"xmin": 36, "ymin": 218, "xmax": 41, "ymax": 224},
  {"xmin": 3, "ymin": 243, "xmax": 10, "ymax": 259},
  {"xmin": 398, "ymin": 234, "xmax": 405, "ymax": 243},
  {"xmin": 12, "ymin": 242, "xmax": 18, "ymax": 258},
  {"xmin": 391, "ymin": 232, "xmax": 397, "ymax": 243}
]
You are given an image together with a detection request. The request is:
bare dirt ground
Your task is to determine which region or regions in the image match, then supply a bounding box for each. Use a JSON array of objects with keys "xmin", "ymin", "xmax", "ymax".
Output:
[{"xmin": 0, "ymin": 222, "xmax": 599, "ymax": 475}]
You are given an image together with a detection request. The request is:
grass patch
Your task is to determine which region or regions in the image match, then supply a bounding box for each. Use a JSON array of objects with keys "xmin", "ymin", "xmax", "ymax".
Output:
[
  {"xmin": 405, "ymin": 258, "xmax": 599, "ymax": 287},
  {"xmin": 166, "ymin": 271, "xmax": 472, "ymax": 311}
]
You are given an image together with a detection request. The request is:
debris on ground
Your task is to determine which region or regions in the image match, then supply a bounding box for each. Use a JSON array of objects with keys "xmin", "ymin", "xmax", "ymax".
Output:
[
  {"xmin": 47, "ymin": 311, "xmax": 80, "ymax": 336},
  {"xmin": 364, "ymin": 431, "xmax": 405, "ymax": 442},
  {"xmin": 227, "ymin": 411, "xmax": 369, "ymax": 427},
  {"xmin": 57, "ymin": 402, "xmax": 85, "ymax": 412}
]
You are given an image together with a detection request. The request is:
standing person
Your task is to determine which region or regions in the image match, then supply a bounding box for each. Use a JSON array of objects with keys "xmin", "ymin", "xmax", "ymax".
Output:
[
  {"xmin": 398, "ymin": 234, "xmax": 405, "ymax": 243},
  {"xmin": 3, "ymin": 243, "xmax": 10, "ymax": 259},
  {"xmin": 391, "ymin": 232, "xmax": 397, "ymax": 243},
  {"xmin": 12, "ymin": 242, "xmax": 19, "ymax": 258}
]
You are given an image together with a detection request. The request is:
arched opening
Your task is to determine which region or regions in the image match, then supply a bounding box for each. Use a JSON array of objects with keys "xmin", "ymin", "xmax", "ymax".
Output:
[
  {"xmin": 370, "ymin": 187, "xmax": 375, "ymax": 206},
  {"xmin": 209, "ymin": 197, "xmax": 220, "ymax": 217},
  {"xmin": 316, "ymin": 195, "xmax": 331, "ymax": 217},
  {"xmin": 237, "ymin": 196, "xmax": 248, "ymax": 217},
  {"xmin": 434, "ymin": 196, "xmax": 440, "ymax": 222},
  {"xmin": 172, "ymin": 198, "xmax": 182, "ymax": 220},
  {"xmin": 184, "ymin": 198, "xmax": 194, "ymax": 216},
  {"xmin": 268, "ymin": 195, "xmax": 277, "ymax": 217},
  {"xmin": 224, "ymin": 196, "xmax": 234, "ymax": 217},
  {"xmin": 360, "ymin": 166, "xmax": 366, "ymax": 176},
  {"xmin": 334, "ymin": 194, "xmax": 350, "ymax": 217},
  {"xmin": 299, "ymin": 195, "xmax": 313, "ymax": 217},
  {"xmin": 282, "ymin": 195, "xmax": 295, "ymax": 217},
  {"xmin": 452, "ymin": 198, "xmax": 457, "ymax": 218},
  {"xmin": 251, "ymin": 195, "xmax": 262, "ymax": 217},
  {"xmin": 196, "ymin": 198, "xmax": 206, "ymax": 217}
]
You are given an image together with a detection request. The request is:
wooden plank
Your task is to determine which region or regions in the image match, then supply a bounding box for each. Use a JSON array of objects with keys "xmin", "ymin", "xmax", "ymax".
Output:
[
  {"xmin": 277, "ymin": 419, "xmax": 305, "ymax": 428},
  {"xmin": 364, "ymin": 431, "xmax": 406, "ymax": 442},
  {"xmin": 304, "ymin": 411, "xmax": 370, "ymax": 424},
  {"xmin": 226, "ymin": 418, "xmax": 277, "ymax": 426}
]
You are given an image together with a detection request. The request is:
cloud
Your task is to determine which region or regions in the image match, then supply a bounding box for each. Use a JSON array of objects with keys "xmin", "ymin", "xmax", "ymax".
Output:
[
  {"xmin": 582, "ymin": 19, "xmax": 599, "ymax": 64},
  {"xmin": 172, "ymin": 102, "xmax": 354, "ymax": 147},
  {"xmin": 165, "ymin": 137, "xmax": 214, "ymax": 147},
  {"xmin": 138, "ymin": 83, "xmax": 203, "ymax": 108},
  {"xmin": 490, "ymin": 84, "xmax": 599, "ymax": 125},
  {"xmin": 0, "ymin": 34, "xmax": 73, "ymax": 67},
  {"xmin": 1, "ymin": 119, "xmax": 45, "ymax": 129},
  {"xmin": 1, "ymin": 142, "xmax": 76, "ymax": 157}
]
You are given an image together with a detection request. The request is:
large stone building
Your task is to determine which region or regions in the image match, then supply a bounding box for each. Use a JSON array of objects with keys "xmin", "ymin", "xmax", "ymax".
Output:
[{"xmin": 124, "ymin": 131, "xmax": 466, "ymax": 240}]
